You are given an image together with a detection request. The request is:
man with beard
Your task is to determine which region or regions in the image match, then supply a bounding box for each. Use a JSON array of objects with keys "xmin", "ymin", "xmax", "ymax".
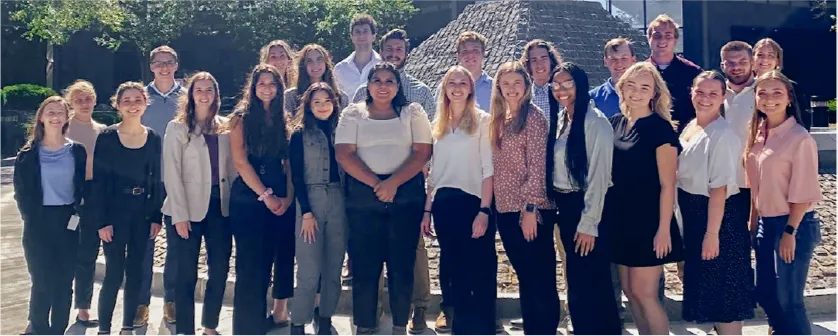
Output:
[
  {"xmin": 352, "ymin": 29, "xmax": 436, "ymax": 120},
  {"xmin": 646, "ymin": 14, "xmax": 702, "ymax": 133},
  {"xmin": 590, "ymin": 38, "xmax": 637, "ymax": 117}
]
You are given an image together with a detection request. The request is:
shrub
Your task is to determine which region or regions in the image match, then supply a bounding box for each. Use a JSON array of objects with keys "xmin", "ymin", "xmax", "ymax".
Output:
[
  {"xmin": 1, "ymin": 84, "xmax": 57, "ymax": 110},
  {"xmin": 828, "ymin": 99, "xmax": 836, "ymax": 113}
]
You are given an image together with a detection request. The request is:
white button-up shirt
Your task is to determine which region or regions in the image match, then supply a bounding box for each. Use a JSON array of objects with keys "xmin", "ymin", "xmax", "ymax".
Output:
[
  {"xmin": 334, "ymin": 51, "xmax": 382, "ymax": 102},
  {"xmin": 724, "ymin": 82, "xmax": 755, "ymax": 188}
]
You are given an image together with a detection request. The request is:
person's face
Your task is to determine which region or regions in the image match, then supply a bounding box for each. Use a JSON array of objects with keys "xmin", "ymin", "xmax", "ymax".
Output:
[
  {"xmin": 498, "ymin": 72, "xmax": 527, "ymax": 107},
  {"xmin": 192, "ymin": 79, "xmax": 216, "ymax": 111},
  {"xmin": 368, "ymin": 70, "xmax": 399, "ymax": 103},
  {"xmin": 691, "ymin": 78, "xmax": 724, "ymax": 119},
  {"xmin": 41, "ymin": 102, "xmax": 68, "ymax": 132},
  {"xmin": 254, "ymin": 73, "xmax": 278, "ymax": 104},
  {"xmin": 550, "ymin": 71, "xmax": 576, "ymax": 108},
  {"xmin": 267, "ymin": 46, "xmax": 290, "ymax": 73},
  {"xmin": 604, "ymin": 44, "xmax": 636, "ymax": 81},
  {"xmin": 305, "ymin": 50, "xmax": 326, "ymax": 82},
  {"xmin": 381, "ymin": 38, "xmax": 408, "ymax": 69},
  {"xmin": 117, "ymin": 88, "xmax": 147, "ymax": 120},
  {"xmin": 310, "ymin": 89, "xmax": 334, "ymax": 121},
  {"xmin": 150, "ymin": 52, "xmax": 178, "ymax": 79},
  {"xmin": 445, "ymin": 71, "xmax": 472, "ymax": 105},
  {"xmin": 753, "ymin": 45, "xmax": 780, "ymax": 76},
  {"xmin": 721, "ymin": 50, "xmax": 754, "ymax": 86},
  {"xmin": 350, "ymin": 24, "xmax": 375, "ymax": 52},
  {"xmin": 620, "ymin": 71, "xmax": 656, "ymax": 110},
  {"xmin": 649, "ymin": 23, "xmax": 677, "ymax": 56},
  {"xmin": 70, "ymin": 91, "xmax": 95, "ymax": 118},
  {"xmin": 527, "ymin": 46, "xmax": 552, "ymax": 83},
  {"xmin": 755, "ymin": 78, "xmax": 790, "ymax": 120},
  {"xmin": 457, "ymin": 41, "xmax": 485, "ymax": 71}
]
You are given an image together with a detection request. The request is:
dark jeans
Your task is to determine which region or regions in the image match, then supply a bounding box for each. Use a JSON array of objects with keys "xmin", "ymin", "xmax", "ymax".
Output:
[
  {"xmin": 756, "ymin": 211, "xmax": 821, "ymax": 335},
  {"xmin": 497, "ymin": 209, "xmax": 559, "ymax": 335},
  {"xmin": 23, "ymin": 205, "xmax": 78, "ymax": 335},
  {"xmin": 432, "ymin": 188, "xmax": 497, "ymax": 335},
  {"xmin": 345, "ymin": 174, "xmax": 424, "ymax": 329},
  {"xmin": 139, "ymin": 215, "xmax": 176, "ymax": 305},
  {"xmin": 175, "ymin": 189, "xmax": 232, "ymax": 334},
  {"xmin": 98, "ymin": 200, "xmax": 151, "ymax": 333},
  {"xmin": 272, "ymin": 204, "xmax": 296, "ymax": 300},
  {"xmin": 230, "ymin": 195, "xmax": 295, "ymax": 335},
  {"xmin": 74, "ymin": 181, "xmax": 100, "ymax": 310},
  {"xmin": 555, "ymin": 192, "xmax": 621, "ymax": 334}
]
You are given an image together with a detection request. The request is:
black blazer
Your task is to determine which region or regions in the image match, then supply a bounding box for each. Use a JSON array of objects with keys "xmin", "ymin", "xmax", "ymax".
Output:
[{"xmin": 13, "ymin": 140, "xmax": 87, "ymax": 223}]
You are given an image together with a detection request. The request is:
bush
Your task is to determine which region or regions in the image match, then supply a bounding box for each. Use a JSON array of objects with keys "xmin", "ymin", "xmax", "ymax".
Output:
[
  {"xmin": 828, "ymin": 99, "xmax": 836, "ymax": 113},
  {"xmin": 1, "ymin": 84, "xmax": 57, "ymax": 110}
]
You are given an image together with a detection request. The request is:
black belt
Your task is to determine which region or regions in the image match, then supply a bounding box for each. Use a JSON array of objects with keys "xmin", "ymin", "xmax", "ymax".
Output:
[{"xmin": 123, "ymin": 187, "xmax": 146, "ymax": 196}]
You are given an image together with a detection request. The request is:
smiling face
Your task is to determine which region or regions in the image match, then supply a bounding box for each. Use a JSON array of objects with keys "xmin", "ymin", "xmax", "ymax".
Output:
[
  {"xmin": 150, "ymin": 52, "xmax": 178, "ymax": 80},
  {"xmin": 310, "ymin": 89, "xmax": 335, "ymax": 121},
  {"xmin": 604, "ymin": 44, "xmax": 636, "ymax": 81},
  {"xmin": 254, "ymin": 72, "xmax": 278, "ymax": 104},
  {"xmin": 267, "ymin": 46, "xmax": 290, "ymax": 73},
  {"xmin": 367, "ymin": 69, "xmax": 399, "ymax": 103},
  {"xmin": 722, "ymin": 50, "xmax": 754, "ymax": 86},
  {"xmin": 381, "ymin": 38, "xmax": 407, "ymax": 69},
  {"xmin": 551, "ymin": 71, "xmax": 576, "ymax": 108},
  {"xmin": 117, "ymin": 88, "xmax": 147, "ymax": 120},
  {"xmin": 620, "ymin": 71, "xmax": 656, "ymax": 111},
  {"xmin": 755, "ymin": 78, "xmax": 791, "ymax": 120},
  {"xmin": 40, "ymin": 101, "xmax": 69, "ymax": 132},
  {"xmin": 649, "ymin": 23, "xmax": 677, "ymax": 58},
  {"xmin": 498, "ymin": 71, "xmax": 527, "ymax": 107},
  {"xmin": 445, "ymin": 70, "xmax": 473, "ymax": 105},
  {"xmin": 350, "ymin": 23, "xmax": 374, "ymax": 52},
  {"xmin": 457, "ymin": 41, "xmax": 485, "ymax": 74},
  {"xmin": 70, "ymin": 91, "xmax": 95, "ymax": 119},
  {"xmin": 691, "ymin": 77, "xmax": 725, "ymax": 119},
  {"xmin": 754, "ymin": 44, "xmax": 780, "ymax": 76},
  {"xmin": 527, "ymin": 46, "xmax": 552, "ymax": 84},
  {"xmin": 191, "ymin": 79, "xmax": 216, "ymax": 112},
  {"xmin": 304, "ymin": 49, "xmax": 326, "ymax": 82}
]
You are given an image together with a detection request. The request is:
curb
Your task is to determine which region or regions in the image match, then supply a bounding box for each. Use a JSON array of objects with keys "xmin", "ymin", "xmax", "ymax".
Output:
[{"xmin": 94, "ymin": 257, "xmax": 836, "ymax": 321}]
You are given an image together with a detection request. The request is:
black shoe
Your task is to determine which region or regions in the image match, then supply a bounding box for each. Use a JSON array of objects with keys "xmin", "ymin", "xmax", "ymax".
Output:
[
  {"xmin": 76, "ymin": 315, "xmax": 100, "ymax": 328},
  {"xmin": 356, "ymin": 327, "xmax": 377, "ymax": 335},
  {"xmin": 290, "ymin": 324, "xmax": 306, "ymax": 335},
  {"xmin": 510, "ymin": 317, "xmax": 524, "ymax": 330},
  {"xmin": 317, "ymin": 317, "xmax": 332, "ymax": 335},
  {"xmin": 266, "ymin": 315, "xmax": 290, "ymax": 329}
]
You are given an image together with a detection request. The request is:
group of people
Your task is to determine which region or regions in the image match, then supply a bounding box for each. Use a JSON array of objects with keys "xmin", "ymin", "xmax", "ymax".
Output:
[{"xmin": 13, "ymin": 11, "xmax": 824, "ymax": 336}]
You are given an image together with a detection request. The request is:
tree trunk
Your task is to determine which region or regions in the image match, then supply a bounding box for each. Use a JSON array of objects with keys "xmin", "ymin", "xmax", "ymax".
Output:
[
  {"xmin": 138, "ymin": 48, "xmax": 151, "ymax": 84},
  {"xmin": 46, "ymin": 42, "xmax": 54, "ymax": 89}
]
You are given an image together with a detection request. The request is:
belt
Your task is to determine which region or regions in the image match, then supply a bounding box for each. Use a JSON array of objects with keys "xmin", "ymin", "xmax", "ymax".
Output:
[
  {"xmin": 123, "ymin": 187, "xmax": 146, "ymax": 196},
  {"xmin": 553, "ymin": 187, "xmax": 580, "ymax": 194}
]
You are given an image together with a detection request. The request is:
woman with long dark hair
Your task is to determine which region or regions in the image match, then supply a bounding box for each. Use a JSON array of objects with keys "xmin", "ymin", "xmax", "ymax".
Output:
[
  {"xmin": 489, "ymin": 61, "xmax": 559, "ymax": 335},
  {"xmin": 283, "ymin": 44, "xmax": 348, "ymax": 116},
  {"xmin": 287, "ymin": 82, "xmax": 346, "ymax": 335},
  {"xmin": 260, "ymin": 40, "xmax": 297, "ymax": 88},
  {"xmin": 162, "ymin": 72, "xmax": 234, "ymax": 335},
  {"xmin": 746, "ymin": 70, "xmax": 822, "ymax": 335},
  {"xmin": 545, "ymin": 62, "xmax": 620, "ymax": 334},
  {"xmin": 14, "ymin": 96, "xmax": 87, "ymax": 335},
  {"xmin": 335, "ymin": 62, "xmax": 432, "ymax": 335},
  {"xmin": 228, "ymin": 64, "xmax": 295, "ymax": 335},
  {"xmin": 92, "ymin": 82, "xmax": 164, "ymax": 335}
]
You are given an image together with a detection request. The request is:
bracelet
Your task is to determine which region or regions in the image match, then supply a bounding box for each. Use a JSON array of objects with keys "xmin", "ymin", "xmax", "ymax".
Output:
[
  {"xmin": 705, "ymin": 231, "xmax": 719, "ymax": 235},
  {"xmin": 257, "ymin": 188, "xmax": 273, "ymax": 202}
]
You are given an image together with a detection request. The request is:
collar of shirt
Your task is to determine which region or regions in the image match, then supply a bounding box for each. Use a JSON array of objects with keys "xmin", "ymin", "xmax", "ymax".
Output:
[
  {"xmin": 340, "ymin": 50, "xmax": 382, "ymax": 73},
  {"xmin": 766, "ymin": 117, "xmax": 798, "ymax": 140},
  {"xmin": 149, "ymin": 81, "xmax": 181, "ymax": 98},
  {"xmin": 725, "ymin": 80, "xmax": 756, "ymax": 98},
  {"xmin": 476, "ymin": 71, "xmax": 493, "ymax": 85},
  {"xmin": 604, "ymin": 78, "xmax": 617, "ymax": 93}
]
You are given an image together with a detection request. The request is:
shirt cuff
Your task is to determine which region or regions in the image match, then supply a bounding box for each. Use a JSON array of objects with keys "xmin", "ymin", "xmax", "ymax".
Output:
[{"xmin": 576, "ymin": 217, "xmax": 599, "ymax": 237}]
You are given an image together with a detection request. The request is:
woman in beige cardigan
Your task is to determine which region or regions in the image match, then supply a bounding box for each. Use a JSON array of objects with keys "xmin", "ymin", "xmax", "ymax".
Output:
[{"xmin": 161, "ymin": 72, "xmax": 236, "ymax": 335}]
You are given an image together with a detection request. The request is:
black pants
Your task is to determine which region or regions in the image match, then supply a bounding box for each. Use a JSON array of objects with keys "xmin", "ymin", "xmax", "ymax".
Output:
[
  {"xmin": 432, "ymin": 188, "xmax": 497, "ymax": 335},
  {"xmin": 98, "ymin": 198, "xmax": 150, "ymax": 333},
  {"xmin": 74, "ymin": 181, "xmax": 99, "ymax": 310},
  {"xmin": 176, "ymin": 188, "xmax": 232, "ymax": 334},
  {"xmin": 23, "ymin": 205, "xmax": 78, "ymax": 335},
  {"xmin": 230, "ymin": 195, "xmax": 295, "ymax": 335},
  {"xmin": 555, "ymin": 192, "xmax": 621, "ymax": 335},
  {"xmin": 346, "ymin": 174, "xmax": 424, "ymax": 329},
  {"xmin": 497, "ymin": 209, "xmax": 559, "ymax": 335},
  {"xmin": 272, "ymin": 205, "xmax": 296, "ymax": 300}
]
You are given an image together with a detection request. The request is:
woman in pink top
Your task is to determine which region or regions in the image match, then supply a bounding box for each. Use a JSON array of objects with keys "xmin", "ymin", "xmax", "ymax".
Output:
[
  {"xmin": 745, "ymin": 70, "xmax": 822, "ymax": 335},
  {"xmin": 489, "ymin": 61, "xmax": 559, "ymax": 335}
]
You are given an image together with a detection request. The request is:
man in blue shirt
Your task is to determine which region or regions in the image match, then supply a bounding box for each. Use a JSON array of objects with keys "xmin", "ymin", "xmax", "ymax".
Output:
[
  {"xmin": 589, "ymin": 38, "xmax": 637, "ymax": 118},
  {"xmin": 436, "ymin": 31, "xmax": 493, "ymax": 112}
]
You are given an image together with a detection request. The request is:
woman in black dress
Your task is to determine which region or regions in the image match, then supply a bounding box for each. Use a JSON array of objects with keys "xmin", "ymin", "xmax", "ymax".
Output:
[
  {"xmin": 604, "ymin": 62, "xmax": 683, "ymax": 335},
  {"xmin": 228, "ymin": 64, "xmax": 295, "ymax": 335},
  {"xmin": 92, "ymin": 82, "xmax": 164, "ymax": 335},
  {"xmin": 677, "ymin": 71, "xmax": 754, "ymax": 333}
]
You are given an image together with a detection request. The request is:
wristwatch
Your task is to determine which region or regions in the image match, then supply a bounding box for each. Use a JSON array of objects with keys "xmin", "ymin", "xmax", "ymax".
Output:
[
  {"xmin": 524, "ymin": 203, "xmax": 536, "ymax": 213},
  {"xmin": 479, "ymin": 207, "xmax": 492, "ymax": 215},
  {"xmin": 784, "ymin": 224, "xmax": 798, "ymax": 236}
]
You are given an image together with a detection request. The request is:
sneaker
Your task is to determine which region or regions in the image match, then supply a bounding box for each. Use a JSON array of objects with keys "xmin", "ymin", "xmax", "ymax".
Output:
[
  {"xmin": 289, "ymin": 324, "xmax": 305, "ymax": 335},
  {"xmin": 434, "ymin": 310, "xmax": 451, "ymax": 333},
  {"xmin": 341, "ymin": 264, "xmax": 352, "ymax": 281},
  {"xmin": 163, "ymin": 302, "xmax": 176, "ymax": 324},
  {"xmin": 317, "ymin": 317, "xmax": 332, "ymax": 335},
  {"xmin": 408, "ymin": 307, "xmax": 428, "ymax": 334},
  {"xmin": 393, "ymin": 326, "xmax": 407, "ymax": 335},
  {"xmin": 133, "ymin": 305, "xmax": 149, "ymax": 328},
  {"xmin": 495, "ymin": 318, "xmax": 505, "ymax": 334},
  {"xmin": 510, "ymin": 317, "xmax": 524, "ymax": 330}
]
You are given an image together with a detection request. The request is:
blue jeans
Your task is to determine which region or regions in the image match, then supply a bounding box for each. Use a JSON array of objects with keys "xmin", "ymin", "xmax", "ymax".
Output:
[
  {"xmin": 756, "ymin": 211, "xmax": 821, "ymax": 335},
  {"xmin": 139, "ymin": 215, "xmax": 177, "ymax": 305}
]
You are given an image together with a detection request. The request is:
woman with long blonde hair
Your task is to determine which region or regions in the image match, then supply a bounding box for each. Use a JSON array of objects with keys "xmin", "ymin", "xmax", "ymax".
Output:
[
  {"xmin": 604, "ymin": 61, "xmax": 683, "ymax": 335},
  {"xmin": 420, "ymin": 65, "xmax": 495, "ymax": 334},
  {"xmin": 260, "ymin": 40, "xmax": 297, "ymax": 88},
  {"xmin": 489, "ymin": 61, "xmax": 558, "ymax": 335}
]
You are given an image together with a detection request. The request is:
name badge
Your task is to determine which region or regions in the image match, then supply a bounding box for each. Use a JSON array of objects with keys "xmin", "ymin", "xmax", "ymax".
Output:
[{"xmin": 67, "ymin": 215, "xmax": 80, "ymax": 231}]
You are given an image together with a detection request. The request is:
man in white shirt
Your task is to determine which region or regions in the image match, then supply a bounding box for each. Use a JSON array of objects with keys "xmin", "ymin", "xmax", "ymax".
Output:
[
  {"xmin": 721, "ymin": 41, "xmax": 755, "ymax": 190},
  {"xmin": 334, "ymin": 14, "xmax": 382, "ymax": 100}
]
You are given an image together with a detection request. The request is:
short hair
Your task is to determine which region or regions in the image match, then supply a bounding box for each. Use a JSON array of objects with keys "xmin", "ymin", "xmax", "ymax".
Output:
[
  {"xmin": 380, "ymin": 29, "xmax": 411, "ymax": 52},
  {"xmin": 646, "ymin": 14, "xmax": 680, "ymax": 39},
  {"xmin": 603, "ymin": 37, "xmax": 635, "ymax": 57},
  {"xmin": 519, "ymin": 39, "xmax": 563, "ymax": 75},
  {"xmin": 456, "ymin": 31, "xmax": 488, "ymax": 54},
  {"xmin": 720, "ymin": 41, "xmax": 753, "ymax": 59},
  {"xmin": 754, "ymin": 38, "xmax": 784, "ymax": 71},
  {"xmin": 63, "ymin": 79, "xmax": 97, "ymax": 102},
  {"xmin": 350, "ymin": 14, "xmax": 377, "ymax": 35},
  {"xmin": 150, "ymin": 45, "xmax": 178, "ymax": 63}
]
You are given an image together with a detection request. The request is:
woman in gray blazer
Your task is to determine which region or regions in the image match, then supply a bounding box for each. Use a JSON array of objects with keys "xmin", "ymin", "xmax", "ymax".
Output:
[{"xmin": 161, "ymin": 72, "xmax": 235, "ymax": 335}]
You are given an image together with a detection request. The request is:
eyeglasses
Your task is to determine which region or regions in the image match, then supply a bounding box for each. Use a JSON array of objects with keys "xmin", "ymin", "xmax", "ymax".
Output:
[
  {"xmin": 151, "ymin": 61, "xmax": 177, "ymax": 68},
  {"xmin": 550, "ymin": 80, "xmax": 575, "ymax": 91}
]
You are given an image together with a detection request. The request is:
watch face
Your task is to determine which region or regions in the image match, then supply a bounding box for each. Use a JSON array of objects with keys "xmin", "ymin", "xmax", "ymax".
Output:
[{"xmin": 525, "ymin": 204, "xmax": 535, "ymax": 212}]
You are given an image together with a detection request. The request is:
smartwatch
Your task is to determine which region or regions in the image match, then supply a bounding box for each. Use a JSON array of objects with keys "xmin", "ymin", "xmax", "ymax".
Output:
[
  {"xmin": 784, "ymin": 224, "xmax": 798, "ymax": 236},
  {"xmin": 479, "ymin": 207, "xmax": 492, "ymax": 215},
  {"xmin": 524, "ymin": 203, "xmax": 536, "ymax": 213}
]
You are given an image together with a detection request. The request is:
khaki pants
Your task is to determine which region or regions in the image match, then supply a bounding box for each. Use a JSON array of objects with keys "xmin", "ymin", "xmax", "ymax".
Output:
[{"xmin": 554, "ymin": 226, "xmax": 569, "ymax": 316}]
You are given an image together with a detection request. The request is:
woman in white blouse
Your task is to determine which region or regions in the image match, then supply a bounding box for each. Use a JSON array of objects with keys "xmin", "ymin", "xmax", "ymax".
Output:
[
  {"xmin": 545, "ymin": 62, "xmax": 621, "ymax": 334},
  {"xmin": 419, "ymin": 66, "xmax": 495, "ymax": 335},
  {"xmin": 335, "ymin": 62, "xmax": 433, "ymax": 335},
  {"xmin": 677, "ymin": 71, "xmax": 754, "ymax": 334}
]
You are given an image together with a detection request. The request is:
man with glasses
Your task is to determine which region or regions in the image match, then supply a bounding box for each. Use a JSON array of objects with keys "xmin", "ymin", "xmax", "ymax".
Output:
[
  {"xmin": 590, "ymin": 38, "xmax": 637, "ymax": 117},
  {"xmin": 136, "ymin": 45, "xmax": 186, "ymax": 328}
]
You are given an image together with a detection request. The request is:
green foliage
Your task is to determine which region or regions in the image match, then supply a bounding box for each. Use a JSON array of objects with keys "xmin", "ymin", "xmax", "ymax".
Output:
[
  {"xmin": 1, "ymin": 84, "xmax": 58, "ymax": 110},
  {"xmin": 8, "ymin": 0, "xmax": 124, "ymax": 45},
  {"xmin": 827, "ymin": 99, "xmax": 836, "ymax": 113}
]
